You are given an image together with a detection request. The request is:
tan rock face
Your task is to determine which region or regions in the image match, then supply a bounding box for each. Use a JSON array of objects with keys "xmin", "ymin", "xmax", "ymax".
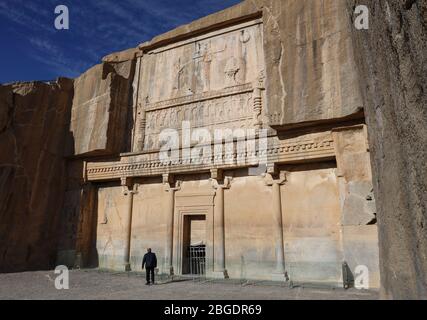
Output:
[
  {"xmin": 347, "ymin": 0, "xmax": 427, "ymax": 299},
  {"xmin": 133, "ymin": 18, "xmax": 265, "ymax": 152},
  {"xmin": 79, "ymin": 2, "xmax": 380, "ymax": 286},
  {"xmin": 0, "ymin": 79, "xmax": 74, "ymax": 272},
  {"xmin": 138, "ymin": 0, "xmax": 364, "ymax": 129},
  {"xmin": 261, "ymin": 0, "xmax": 364, "ymax": 127},
  {"xmin": 3, "ymin": 0, "xmax": 423, "ymax": 297},
  {"xmin": 70, "ymin": 61, "xmax": 135, "ymax": 156},
  {"xmin": 103, "ymin": 48, "xmax": 139, "ymax": 63}
]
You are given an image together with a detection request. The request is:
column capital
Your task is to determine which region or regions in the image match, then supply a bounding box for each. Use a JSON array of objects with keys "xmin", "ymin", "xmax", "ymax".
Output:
[
  {"xmin": 211, "ymin": 176, "xmax": 233, "ymax": 190},
  {"xmin": 264, "ymin": 171, "xmax": 287, "ymax": 187},
  {"xmin": 210, "ymin": 168, "xmax": 223, "ymax": 181},
  {"xmin": 162, "ymin": 173, "xmax": 172, "ymax": 185},
  {"xmin": 210, "ymin": 169, "xmax": 233, "ymax": 189},
  {"xmin": 266, "ymin": 163, "xmax": 278, "ymax": 175},
  {"xmin": 121, "ymin": 177, "xmax": 139, "ymax": 195},
  {"xmin": 163, "ymin": 173, "xmax": 182, "ymax": 191}
]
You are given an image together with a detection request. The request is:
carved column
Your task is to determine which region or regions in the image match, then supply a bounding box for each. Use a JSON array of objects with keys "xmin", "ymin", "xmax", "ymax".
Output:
[
  {"xmin": 121, "ymin": 177, "xmax": 138, "ymax": 272},
  {"xmin": 163, "ymin": 174, "xmax": 181, "ymax": 276},
  {"xmin": 137, "ymin": 108, "xmax": 147, "ymax": 151},
  {"xmin": 264, "ymin": 170, "xmax": 287, "ymax": 281},
  {"xmin": 211, "ymin": 169, "xmax": 232, "ymax": 279},
  {"xmin": 253, "ymin": 87, "xmax": 262, "ymax": 129},
  {"xmin": 252, "ymin": 69, "xmax": 265, "ymax": 129}
]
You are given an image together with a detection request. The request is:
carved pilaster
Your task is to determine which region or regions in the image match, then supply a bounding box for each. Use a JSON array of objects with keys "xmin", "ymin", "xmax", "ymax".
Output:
[
  {"xmin": 163, "ymin": 174, "xmax": 182, "ymax": 275},
  {"xmin": 252, "ymin": 69, "xmax": 265, "ymax": 129},
  {"xmin": 137, "ymin": 107, "xmax": 147, "ymax": 151},
  {"xmin": 266, "ymin": 163, "xmax": 278, "ymax": 176},
  {"xmin": 253, "ymin": 87, "xmax": 262, "ymax": 129},
  {"xmin": 210, "ymin": 168, "xmax": 223, "ymax": 181},
  {"xmin": 210, "ymin": 172, "xmax": 232, "ymax": 279},
  {"xmin": 121, "ymin": 177, "xmax": 139, "ymax": 271},
  {"xmin": 264, "ymin": 171, "xmax": 288, "ymax": 282}
]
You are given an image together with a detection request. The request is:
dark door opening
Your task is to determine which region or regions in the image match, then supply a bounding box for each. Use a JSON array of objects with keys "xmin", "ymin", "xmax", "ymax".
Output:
[
  {"xmin": 188, "ymin": 245, "xmax": 206, "ymax": 275},
  {"xmin": 182, "ymin": 215, "xmax": 206, "ymax": 275}
]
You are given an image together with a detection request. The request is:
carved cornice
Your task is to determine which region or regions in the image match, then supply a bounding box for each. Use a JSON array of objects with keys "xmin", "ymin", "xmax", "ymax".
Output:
[
  {"xmin": 86, "ymin": 136, "xmax": 335, "ymax": 182},
  {"xmin": 145, "ymin": 83, "xmax": 254, "ymax": 112}
]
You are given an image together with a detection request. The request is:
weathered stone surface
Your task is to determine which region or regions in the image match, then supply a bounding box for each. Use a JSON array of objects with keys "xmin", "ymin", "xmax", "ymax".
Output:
[
  {"xmin": 137, "ymin": 0, "xmax": 364, "ymax": 129},
  {"xmin": 88, "ymin": 127, "xmax": 380, "ymax": 287},
  {"xmin": 347, "ymin": 0, "xmax": 427, "ymax": 299},
  {"xmin": 56, "ymin": 159, "xmax": 99, "ymax": 269},
  {"xmin": 281, "ymin": 163, "xmax": 343, "ymax": 284},
  {"xmin": 342, "ymin": 225, "xmax": 380, "ymax": 288},
  {"xmin": 0, "ymin": 79, "xmax": 74, "ymax": 272},
  {"xmin": 5, "ymin": 0, "xmax": 421, "ymax": 297},
  {"xmin": 260, "ymin": 0, "xmax": 364, "ymax": 128},
  {"xmin": 103, "ymin": 48, "xmax": 139, "ymax": 63},
  {"xmin": 133, "ymin": 17, "xmax": 266, "ymax": 152},
  {"xmin": 138, "ymin": 2, "xmax": 261, "ymax": 52},
  {"xmin": 70, "ymin": 2, "xmax": 380, "ymax": 288},
  {"xmin": 342, "ymin": 181, "xmax": 376, "ymax": 225},
  {"xmin": 70, "ymin": 60, "xmax": 135, "ymax": 156},
  {"xmin": 332, "ymin": 125, "xmax": 377, "ymax": 226}
]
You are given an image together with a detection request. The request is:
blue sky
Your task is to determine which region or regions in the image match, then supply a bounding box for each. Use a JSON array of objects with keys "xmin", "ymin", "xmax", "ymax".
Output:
[{"xmin": 0, "ymin": 0, "xmax": 242, "ymax": 83}]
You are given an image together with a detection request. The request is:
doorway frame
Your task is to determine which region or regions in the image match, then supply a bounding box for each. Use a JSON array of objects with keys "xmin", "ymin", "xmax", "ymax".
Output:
[
  {"xmin": 181, "ymin": 214, "xmax": 207, "ymax": 275},
  {"xmin": 173, "ymin": 192, "xmax": 215, "ymax": 276}
]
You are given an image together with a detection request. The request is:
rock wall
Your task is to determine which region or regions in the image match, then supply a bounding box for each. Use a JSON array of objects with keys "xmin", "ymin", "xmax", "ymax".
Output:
[
  {"xmin": 346, "ymin": 0, "xmax": 427, "ymax": 299},
  {"xmin": 1, "ymin": 0, "xmax": 424, "ymax": 298},
  {"xmin": 0, "ymin": 57, "xmax": 136, "ymax": 272},
  {"xmin": 0, "ymin": 79, "xmax": 74, "ymax": 272},
  {"xmin": 70, "ymin": 61, "xmax": 136, "ymax": 156},
  {"xmin": 57, "ymin": 59, "xmax": 136, "ymax": 267},
  {"xmin": 136, "ymin": 0, "xmax": 365, "ymax": 129},
  {"xmin": 261, "ymin": 0, "xmax": 364, "ymax": 127}
]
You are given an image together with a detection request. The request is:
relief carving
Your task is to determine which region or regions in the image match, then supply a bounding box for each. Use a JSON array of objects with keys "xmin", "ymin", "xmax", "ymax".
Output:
[
  {"xmin": 224, "ymin": 57, "xmax": 243, "ymax": 86},
  {"xmin": 239, "ymin": 30, "xmax": 251, "ymax": 44},
  {"xmin": 134, "ymin": 21, "xmax": 264, "ymax": 152},
  {"xmin": 141, "ymin": 89, "xmax": 255, "ymax": 151},
  {"xmin": 194, "ymin": 42, "xmax": 212, "ymax": 91},
  {"xmin": 173, "ymin": 58, "xmax": 192, "ymax": 93}
]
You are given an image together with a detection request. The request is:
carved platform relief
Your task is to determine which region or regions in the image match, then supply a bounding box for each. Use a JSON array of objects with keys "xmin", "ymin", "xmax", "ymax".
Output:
[{"xmin": 136, "ymin": 20, "xmax": 265, "ymax": 151}]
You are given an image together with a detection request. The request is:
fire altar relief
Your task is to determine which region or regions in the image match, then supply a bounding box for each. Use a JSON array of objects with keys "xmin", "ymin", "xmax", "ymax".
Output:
[{"xmin": 134, "ymin": 19, "xmax": 266, "ymax": 152}]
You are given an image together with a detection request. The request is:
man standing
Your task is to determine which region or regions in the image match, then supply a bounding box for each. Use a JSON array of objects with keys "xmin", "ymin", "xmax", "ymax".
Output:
[{"xmin": 142, "ymin": 248, "xmax": 157, "ymax": 285}]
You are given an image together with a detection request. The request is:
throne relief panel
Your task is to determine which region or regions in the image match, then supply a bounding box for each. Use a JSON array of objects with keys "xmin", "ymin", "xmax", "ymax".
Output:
[
  {"xmin": 142, "ymin": 90, "xmax": 254, "ymax": 151},
  {"xmin": 135, "ymin": 19, "xmax": 265, "ymax": 152}
]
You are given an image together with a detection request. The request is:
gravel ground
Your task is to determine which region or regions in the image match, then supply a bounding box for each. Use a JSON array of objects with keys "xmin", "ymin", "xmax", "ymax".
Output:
[{"xmin": 0, "ymin": 269, "xmax": 379, "ymax": 300}]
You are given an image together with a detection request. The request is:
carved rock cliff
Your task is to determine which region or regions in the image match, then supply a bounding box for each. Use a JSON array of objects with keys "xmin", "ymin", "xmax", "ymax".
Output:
[
  {"xmin": 347, "ymin": 0, "xmax": 427, "ymax": 299},
  {"xmin": 0, "ymin": 79, "xmax": 74, "ymax": 272}
]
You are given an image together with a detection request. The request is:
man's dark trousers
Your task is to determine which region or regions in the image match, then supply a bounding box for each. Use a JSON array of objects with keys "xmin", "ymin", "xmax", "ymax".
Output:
[{"xmin": 146, "ymin": 267, "xmax": 155, "ymax": 284}]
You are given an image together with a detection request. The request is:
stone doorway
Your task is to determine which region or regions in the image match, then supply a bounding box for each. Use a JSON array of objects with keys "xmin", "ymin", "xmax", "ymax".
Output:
[{"xmin": 182, "ymin": 215, "xmax": 206, "ymax": 275}]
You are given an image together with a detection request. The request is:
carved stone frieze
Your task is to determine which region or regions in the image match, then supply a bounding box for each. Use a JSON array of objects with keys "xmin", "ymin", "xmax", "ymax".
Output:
[
  {"xmin": 86, "ymin": 135, "xmax": 335, "ymax": 181},
  {"xmin": 133, "ymin": 19, "xmax": 265, "ymax": 153}
]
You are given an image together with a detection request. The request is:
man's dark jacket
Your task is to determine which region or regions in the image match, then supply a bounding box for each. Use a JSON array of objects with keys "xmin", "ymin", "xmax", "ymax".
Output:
[{"xmin": 142, "ymin": 252, "xmax": 157, "ymax": 269}]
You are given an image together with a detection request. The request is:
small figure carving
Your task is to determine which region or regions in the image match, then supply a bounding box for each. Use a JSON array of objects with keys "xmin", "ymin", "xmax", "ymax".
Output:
[
  {"xmin": 224, "ymin": 57, "xmax": 241, "ymax": 86},
  {"xmin": 239, "ymin": 30, "xmax": 251, "ymax": 43},
  {"xmin": 194, "ymin": 42, "xmax": 212, "ymax": 92},
  {"xmin": 173, "ymin": 58, "xmax": 186, "ymax": 91}
]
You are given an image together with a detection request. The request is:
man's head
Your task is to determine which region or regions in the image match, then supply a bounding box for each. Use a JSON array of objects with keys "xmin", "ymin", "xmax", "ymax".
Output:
[{"xmin": 147, "ymin": 248, "xmax": 152, "ymax": 253}]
